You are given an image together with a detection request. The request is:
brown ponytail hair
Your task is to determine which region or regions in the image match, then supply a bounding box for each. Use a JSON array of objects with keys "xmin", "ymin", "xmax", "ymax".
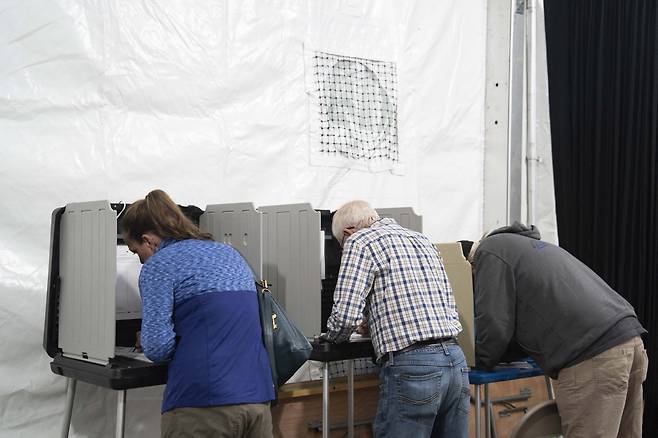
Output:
[{"xmin": 122, "ymin": 189, "xmax": 213, "ymax": 242}]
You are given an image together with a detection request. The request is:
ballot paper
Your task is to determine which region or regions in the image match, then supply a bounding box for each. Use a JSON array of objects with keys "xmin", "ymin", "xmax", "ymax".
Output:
[
  {"xmin": 114, "ymin": 346, "xmax": 151, "ymax": 363},
  {"xmin": 116, "ymin": 245, "xmax": 143, "ymax": 320}
]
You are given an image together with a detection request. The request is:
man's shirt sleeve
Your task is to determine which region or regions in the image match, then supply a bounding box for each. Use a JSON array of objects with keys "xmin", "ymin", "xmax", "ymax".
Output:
[
  {"xmin": 474, "ymin": 251, "xmax": 516, "ymax": 370},
  {"xmin": 326, "ymin": 239, "xmax": 375, "ymax": 343},
  {"xmin": 139, "ymin": 261, "xmax": 176, "ymax": 363}
]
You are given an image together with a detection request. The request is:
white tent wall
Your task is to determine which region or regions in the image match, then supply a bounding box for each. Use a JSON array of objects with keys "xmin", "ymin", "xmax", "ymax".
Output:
[{"xmin": 0, "ymin": 0, "xmax": 536, "ymax": 436}]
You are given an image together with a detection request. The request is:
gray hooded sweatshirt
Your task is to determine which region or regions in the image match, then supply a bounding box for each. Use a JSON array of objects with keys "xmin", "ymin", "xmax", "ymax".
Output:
[{"xmin": 472, "ymin": 222, "xmax": 644, "ymax": 378}]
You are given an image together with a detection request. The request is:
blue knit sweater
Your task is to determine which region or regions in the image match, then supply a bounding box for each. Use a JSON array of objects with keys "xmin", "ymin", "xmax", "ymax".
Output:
[{"xmin": 139, "ymin": 238, "xmax": 274, "ymax": 412}]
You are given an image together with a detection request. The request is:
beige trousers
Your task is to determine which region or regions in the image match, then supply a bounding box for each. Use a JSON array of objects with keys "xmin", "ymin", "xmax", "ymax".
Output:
[
  {"xmin": 555, "ymin": 336, "xmax": 648, "ymax": 438},
  {"xmin": 161, "ymin": 403, "xmax": 272, "ymax": 438}
]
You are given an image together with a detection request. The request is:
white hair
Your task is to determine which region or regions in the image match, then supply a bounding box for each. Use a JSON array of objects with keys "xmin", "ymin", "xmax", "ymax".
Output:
[{"xmin": 332, "ymin": 200, "xmax": 380, "ymax": 244}]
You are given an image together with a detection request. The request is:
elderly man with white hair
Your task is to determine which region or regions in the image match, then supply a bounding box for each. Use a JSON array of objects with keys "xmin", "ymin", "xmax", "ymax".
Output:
[{"xmin": 325, "ymin": 200, "xmax": 469, "ymax": 438}]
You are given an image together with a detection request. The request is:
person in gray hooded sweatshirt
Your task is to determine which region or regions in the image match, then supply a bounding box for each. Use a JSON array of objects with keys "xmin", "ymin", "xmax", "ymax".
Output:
[{"xmin": 470, "ymin": 222, "xmax": 648, "ymax": 438}]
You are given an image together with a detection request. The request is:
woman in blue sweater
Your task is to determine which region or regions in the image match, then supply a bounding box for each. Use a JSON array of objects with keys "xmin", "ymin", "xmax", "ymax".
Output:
[{"xmin": 122, "ymin": 189, "xmax": 274, "ymax": 438}]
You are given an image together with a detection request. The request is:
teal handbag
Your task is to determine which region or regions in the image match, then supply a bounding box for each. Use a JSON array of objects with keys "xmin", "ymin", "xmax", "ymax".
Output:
[{"xmin": 256, "ymin": 280, "xmax": 313, "ymax": 393}]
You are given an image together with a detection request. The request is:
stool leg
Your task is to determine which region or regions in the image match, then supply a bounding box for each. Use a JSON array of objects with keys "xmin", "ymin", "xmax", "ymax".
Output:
[
  {"xmin": 61, "ymin": 378, "xmax": 76, "ymax": 438},
  {"xmin": 322, "ymin": 363, "xmax": 329, "ymax": 438},
  {"xmin": 475, "ymin": 385, "xmax": 481, "ymax": 438},
  {"xmin": 545, "ymin": 376, "xmax": 555, "ymax": 400},
  {"xmin": 116, "ymin": 390, "xmax": 126, "ymax": 438},
  {"xmin": 484, "ymin": 384, "xmax": 491, "ymax": 438},
  {"xmin": 488, "ymin": 396, "xmax": 498, "ymax": 438}
]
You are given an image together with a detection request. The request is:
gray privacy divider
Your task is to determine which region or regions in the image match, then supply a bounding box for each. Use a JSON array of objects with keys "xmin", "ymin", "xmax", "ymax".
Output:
[
  {"xmin": 59, "ymin": 200, "xmax": 116, "ymax": 364},
  {"xmin": 376, "ymin": 207, "xmax": 422, "ymax": 232},
  {"xmin": 200, "ymin": 203, "xmax": 263, "ymax": 279},
  {"xmin": 259, "ymin": 204, "xmax": 322, "ymax": 337}
]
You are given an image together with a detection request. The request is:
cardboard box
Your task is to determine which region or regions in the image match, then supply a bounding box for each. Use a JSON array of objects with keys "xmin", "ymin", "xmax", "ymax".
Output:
[{"xmin": 435, "ymin": 243, "xmax": 475, "ymax": 367}]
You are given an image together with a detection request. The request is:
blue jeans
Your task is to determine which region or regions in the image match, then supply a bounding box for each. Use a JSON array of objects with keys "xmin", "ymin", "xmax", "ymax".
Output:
[{"xmin": 373, "ymin": 342, "xmax": 470, "ymax": 438}]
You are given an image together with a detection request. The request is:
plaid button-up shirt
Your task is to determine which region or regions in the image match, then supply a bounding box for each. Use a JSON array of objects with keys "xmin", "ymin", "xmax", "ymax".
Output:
[{"xmin": 326, "ymin": 218, "xmax": 462, "ymax": 360}]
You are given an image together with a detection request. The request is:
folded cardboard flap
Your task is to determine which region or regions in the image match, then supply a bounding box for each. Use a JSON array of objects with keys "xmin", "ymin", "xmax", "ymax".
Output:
[{"xmin": 435, "ymin": 243, "xmax": 475, "ymax": 367}]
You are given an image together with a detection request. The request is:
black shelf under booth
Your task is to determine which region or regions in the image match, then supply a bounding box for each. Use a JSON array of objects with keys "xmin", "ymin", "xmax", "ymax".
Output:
[
  {"xmin": 310, "ymin": 339, "xmax": 375, "ymax": 363},
  {"xmin": 50, "ymin": 355, "xmax": 168, "ymax": 390}
]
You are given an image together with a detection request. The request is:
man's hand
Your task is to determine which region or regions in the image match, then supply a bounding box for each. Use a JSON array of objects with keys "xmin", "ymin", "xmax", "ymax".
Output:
[{"xmin": 356, "ymin": 322, "xmax": 370, "ymax": 336}]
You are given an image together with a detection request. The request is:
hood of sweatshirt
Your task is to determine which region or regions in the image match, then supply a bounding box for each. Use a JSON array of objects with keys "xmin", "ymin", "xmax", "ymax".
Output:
[{"xmin": 486, "ymin": 221, "xmax": 541, "ymax": 240}]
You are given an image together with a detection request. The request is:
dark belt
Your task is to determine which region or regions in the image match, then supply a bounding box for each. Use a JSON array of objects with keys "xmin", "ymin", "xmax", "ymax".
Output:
[{"xmin": 381, "ymin": 337, "xmax": 458, "ymax": 364}]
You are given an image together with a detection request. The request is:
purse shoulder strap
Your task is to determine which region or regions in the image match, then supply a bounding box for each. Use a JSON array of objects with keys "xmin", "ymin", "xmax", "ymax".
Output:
[{"xmin": 256, "ymin": 280, "xmax": 279, "ymax": 396}]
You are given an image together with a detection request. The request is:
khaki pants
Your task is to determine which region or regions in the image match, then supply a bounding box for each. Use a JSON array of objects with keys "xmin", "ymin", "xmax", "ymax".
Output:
[
  {"xmin": 161, "ymin": 403, "xmax": 272, "ymax": 438},
  {"xmin": 555, "ymin": 336, "xmax": 648, "ymax": 438}
]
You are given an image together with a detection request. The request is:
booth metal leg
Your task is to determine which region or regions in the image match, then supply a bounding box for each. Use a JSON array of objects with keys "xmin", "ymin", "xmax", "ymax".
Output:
[
  {"xmin": 488, "ymin": 395, "xmax": 498, "ymax": 438},
  {"xmin": 475, "ymin": 385, "xmax": 481, "ymax": 438},
  {"xmin": 484, "ymin": 384, "xmax": 491, "ymax": 438},
  {"xmin": 347, "ymin": 359, "xmax": 354, "ymax": 438},
  {"xmin": 545, "ymin": 376, "xmax": 555, "ymax": 400},
  {"xmin": 61, "ymin": 378, "xmax": 77, "ymax": 438},
  {"xmin": 322, "ymin": 363, "xmax": 329, "ymax": 438},
  {"xmin": 116, "ymin": 390, "xmax": 126, "ymax": 438}
]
